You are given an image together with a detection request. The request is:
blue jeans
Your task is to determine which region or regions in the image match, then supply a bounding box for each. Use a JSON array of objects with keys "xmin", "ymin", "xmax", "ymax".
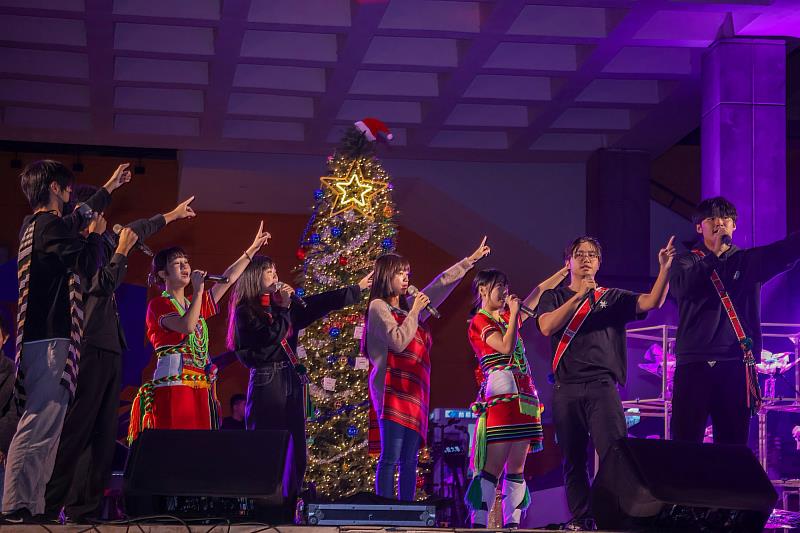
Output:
[{"xmin": 375, "ymin": 419, "xmax": 420, "ymax": 501}]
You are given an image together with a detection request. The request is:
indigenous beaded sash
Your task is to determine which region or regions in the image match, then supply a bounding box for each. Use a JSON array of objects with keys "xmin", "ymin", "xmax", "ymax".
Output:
[
  {"xmin": 691, "ymin": 249, "xmax": 762, "ymax": 414},
  {"xmin": 127, "ymin": 292, "xmax": 218, "ymax": 442},
  {"xmin": 552, "ymin": 287, "xmax": 609, "ymax": 373},
  {"xmin": 469, "ymin": 310, "xmax": 541, "ymax": 472},
  {"xmin": 15, "ymin": 218, "xmax": 83, "ymax": 411}
]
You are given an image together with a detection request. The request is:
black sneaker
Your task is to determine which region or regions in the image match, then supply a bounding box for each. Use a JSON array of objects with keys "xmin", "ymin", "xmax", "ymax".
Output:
[{"xmin": 1, "ymin": 508, "xmax": 34, "ymax": 524}]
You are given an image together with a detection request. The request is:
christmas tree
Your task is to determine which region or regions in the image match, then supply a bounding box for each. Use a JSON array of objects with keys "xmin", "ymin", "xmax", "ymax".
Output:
[{"xmin": 297, "ymin": 119, "xmax": 412, "ymax": 499}]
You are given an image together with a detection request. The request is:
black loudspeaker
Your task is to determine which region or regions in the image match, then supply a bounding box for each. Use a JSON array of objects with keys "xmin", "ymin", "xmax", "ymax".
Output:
[
  {"xmin": 124, "ymin": 429, "xmax": 295, "ymax": 517},
  {"xmin": 591, "ymin": 438, "xmax": 777, "ymax": 532}
]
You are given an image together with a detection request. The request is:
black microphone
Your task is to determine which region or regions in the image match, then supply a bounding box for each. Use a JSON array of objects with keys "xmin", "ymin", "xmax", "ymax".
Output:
[
  {"xmin": 407, "ymin": 285, "xmax": 440, "ymax": 319},
  {"xmin": 721, "ymin": 234, "xmax": 732, "ymax": 246},
  {"xmin": 586, "ymin": 276, "xmax": 596, "ymax": 308},
  {"xmin": 112, "ymin": 224, "xmax": 154, "ymax": 257},
  {"xmin": 205, "ymin": 274, "xmax": 230, "ymax": 283},
  {"xmin": 276, "ymin": 282, "xmax": 307, "ymax": 308}
]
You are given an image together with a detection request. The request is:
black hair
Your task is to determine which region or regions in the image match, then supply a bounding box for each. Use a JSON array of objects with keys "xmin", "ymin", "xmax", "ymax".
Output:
[
  {"xmin": 692, "ymin": 196, "xmax": 738, "ymax": 226},
  {"xmin": 148, "ymin": 246, "xmax": 189, "ymax": 288},
  {"xmin": 564, "ymin": 236, "xmax": 603, "ymax": 262},
  {"xmin": 226, "ymin": 255, "xmax": 276, "ymax": 351},
  {"xmin": 230, "ymin": 393, "xmax": 246, "ymax": 409},
  {"xmin": 367, "ymin": 253, "xmax": 411, "ymax": 314},
  {"xmin": 19, "ymin": 160, "xmax": 74, "ymax": 210},
  {"xmin": 470, "ymin": 268, "xmax": 509, "ymax": 315}
]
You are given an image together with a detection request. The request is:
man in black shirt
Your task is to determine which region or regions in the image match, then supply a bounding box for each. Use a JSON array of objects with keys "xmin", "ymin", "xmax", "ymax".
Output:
[
  {"xmin": 44, "ymin": 188, "xmax": 197, "ymax": 523},
  {"xmin": 670, "ymin": 197, "xmax": 800, "ymax": 446},
  {"xmin": 221, "ymin": 393, "xmax": 246, "ymax": 430},
  {"xmin": 3, "ymin": 161, "xmax": 132, "ymax": 523},
  {"xmin": 536, "ymin": 235, "xmax": 674, "ymax": 531}
]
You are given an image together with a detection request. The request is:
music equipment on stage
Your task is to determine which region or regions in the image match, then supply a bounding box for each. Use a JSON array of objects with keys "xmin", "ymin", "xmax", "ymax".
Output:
[
  {"xmin": 306, "ymin": 500, "xmax": 436, "ymax": 526},
  {"xmin": 124, "ymin": 429, "xmax": 295, "ymax": 518},
  {"xmin": 592, "ymin": 438, "xmax": 778, "ymax": 531}
]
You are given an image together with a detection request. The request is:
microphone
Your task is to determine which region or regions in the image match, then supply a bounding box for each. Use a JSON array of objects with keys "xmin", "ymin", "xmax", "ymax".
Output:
[
  {"xmin": 721, "ymin": 234, "xmax": 732, "ymax": 246},
  {"xmin": 205, "ymin": 274, "xmax": 230, "ymax": 283},
  {"xmin": 276, "ymin": 281, "xmax": 307, "ymax": 308},
  {"xmin": 112, "ymin": 224, "xmax": 154, "ymax": 257},
  {"xmin": 519, "ymin": 303, "xmax": 537, "ymax": 318},
  {"xmin": 586, "ymin": 276, "xmax": 596, "ymax": 308},
  {"xmin": 407, "ymin": 285, "xmax": 440, "ymax": 319}
]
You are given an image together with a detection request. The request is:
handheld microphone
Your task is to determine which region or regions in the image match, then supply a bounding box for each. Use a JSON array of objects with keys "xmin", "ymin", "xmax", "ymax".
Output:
[
  {"xmin": 276, "ymin": 281, "xmax": 307, "ymax": 308},
  {"xmin": 204, "ymin": 274, "xmax": 230, "ymax": 283},
  {"xmin": 112, "ymin": 224, "xmax": 154, "ymax": 257},
  {"xmin": 407, "ymin": 285, "xmax": 440, "ymax": 319},
  {"xmin": 586, "ymin": 276, "xmax": 596, "ymax": 308},
  {"xmin": 721, "ymin": 234, "xmax": 732, "ymax": 246},
  {"xmin": 519, "ymin": 303, "xmax": 537, "ymax": 318}
]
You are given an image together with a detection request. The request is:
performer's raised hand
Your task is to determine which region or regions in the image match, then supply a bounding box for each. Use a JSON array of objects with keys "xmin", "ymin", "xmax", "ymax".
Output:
[
  {"xmin": 358, "ymin": 270, "xmax": 374, "ymax": 291},
  {"xmin": 247, "ymin": 221, "xmax": 271, "ymax": 257},
  {"xmin": 658, "ymin": 236, "xmax": 677, "ymax": 269},
  {"xmin": 165, "ymin": 196, "xmax": 196, "ymax": 223},
  {"xmin": 103, "ymin": 163, "xmax": 133, "ymax": 194},
  {"xmin": 468, "ymin": 236, "xmax": 491, "ymax": 264}
]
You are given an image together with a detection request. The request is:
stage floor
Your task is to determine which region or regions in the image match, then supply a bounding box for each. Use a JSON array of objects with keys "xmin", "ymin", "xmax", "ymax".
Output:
[{"xmin": 4, "ymin": 526, "xmax": 617, "ymax": 533}]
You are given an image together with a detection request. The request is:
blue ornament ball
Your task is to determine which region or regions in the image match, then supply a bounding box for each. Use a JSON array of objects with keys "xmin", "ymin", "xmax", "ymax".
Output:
[
  {"xmin": 314, "ymin": 189, "xmax": 324, "ymax": 200},
  {"xmin": 311, "ymin": 233, "xmax": 321, "ymax": 244},
  {"xmin": 327, "ymin": 355, "xmax": 337, "ymax": 365},
  {"xmin": 329, "ymin": 327, "xmax": 341, "ymax": 338},
  {"xmin": 295, "ymin": 287, "xmax": 305, "ymax": 297},
  {"xmin": 381, "ymin": 237, "xmax": 393, "ymax": 250},
  {"xmin": 347, "ymin": 425, "xmax": 359, "ymax": 438},
  {"xmin": 331, "ymin": 226, "xmax": 342, "ymax": 238}
]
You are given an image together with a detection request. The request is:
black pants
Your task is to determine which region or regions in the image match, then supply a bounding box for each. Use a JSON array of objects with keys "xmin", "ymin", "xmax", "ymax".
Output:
[
  {"xmin": 671, "ymin": 359, "xmax": 750, "ymax": 445},
  {"xmin": 44, "ymin": 345, "xmax": 121, "ymax": 518},
  {"xmin": 246, "ymin": 363, "xmax": 306, "ymax": 493},
  {"xmin": 552, "ymin": 377, "xmax": 627, "ymax": 521}
]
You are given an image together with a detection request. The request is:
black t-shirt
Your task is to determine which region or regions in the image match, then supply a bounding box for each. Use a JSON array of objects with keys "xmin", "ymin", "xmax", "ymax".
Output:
[{"xmin": 535, "ymin": 286, "xmax": 643, "ymax": 385}]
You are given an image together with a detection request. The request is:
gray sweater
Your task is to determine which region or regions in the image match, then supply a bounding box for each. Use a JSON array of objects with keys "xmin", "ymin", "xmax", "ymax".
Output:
[{"xmin": 365, "ymin": 258, "xmax": 474, "ymax": 416}]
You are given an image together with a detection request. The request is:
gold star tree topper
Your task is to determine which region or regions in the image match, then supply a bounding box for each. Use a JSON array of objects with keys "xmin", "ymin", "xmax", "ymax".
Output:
[{"xmin": 320, "ymin": 160, "xmax": 387, "ymax": 218}]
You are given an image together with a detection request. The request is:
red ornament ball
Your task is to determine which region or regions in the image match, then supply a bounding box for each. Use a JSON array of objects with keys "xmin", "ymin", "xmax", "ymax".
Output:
[
  {"xmin": 296, "ymin": 248, "xmax": 307, "ymax": 261},
  {"xmin": 338, "ymin": 255, "xmax": 348, "ymax": 266}
]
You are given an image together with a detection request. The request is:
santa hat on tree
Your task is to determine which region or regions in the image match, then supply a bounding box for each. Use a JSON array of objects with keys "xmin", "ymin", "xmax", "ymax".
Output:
[{"xmin": 354, "ymin": 117, "xmax": 393, "ymax": 142}]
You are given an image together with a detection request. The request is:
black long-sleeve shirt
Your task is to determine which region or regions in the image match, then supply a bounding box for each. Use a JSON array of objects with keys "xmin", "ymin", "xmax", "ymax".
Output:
[
  {"xmin": 0, "ymin": 351, "xmax": 19, "ymax": 454},
  {"xmin": 81, "ymin": 214, "xmax": 166, "ymax": 354},
  {"xmin": 19, "ymin": 188, "xmax": 111, "ymax": 343},
  {"xmin": 669, "ymin": 232, "xmax": 800, "ymax": 364},
  {"xmin": 234, "ymin": 285, "xmax": 362, "ymax": 369}
]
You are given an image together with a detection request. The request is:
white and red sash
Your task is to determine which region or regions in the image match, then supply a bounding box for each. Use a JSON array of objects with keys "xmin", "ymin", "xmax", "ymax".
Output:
[
  {"xmin": 552, "ymin": 287, "xmax": 610, "ymax": 373},
  {"xmin": 691, "ymin": 249, "xmax": 762, "ymax": 413}
]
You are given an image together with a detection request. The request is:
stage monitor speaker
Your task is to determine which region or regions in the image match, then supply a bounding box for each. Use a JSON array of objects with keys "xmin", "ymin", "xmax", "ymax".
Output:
[
  {"xmin": 124, "ymin": 429, "xmax": 295, "ymax": 517},
  {"xmin": 592, "ymin": 438, "xmax": 777, "ymax": 532}
]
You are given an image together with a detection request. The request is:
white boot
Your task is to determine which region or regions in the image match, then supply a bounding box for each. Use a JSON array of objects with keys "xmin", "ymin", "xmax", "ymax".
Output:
[
  {"xmin": 501, "ymin": 473, "xmax": 530, "ymax": 528},
  {"xmin": 465, "ymin": 471, "xmax": 498, "ymax": 527}
]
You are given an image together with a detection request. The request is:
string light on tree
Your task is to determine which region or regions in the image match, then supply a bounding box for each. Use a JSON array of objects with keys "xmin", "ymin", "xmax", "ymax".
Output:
[{"xmin": 297, "ymin": 117, "xmax": 418, "ymax": 499}]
